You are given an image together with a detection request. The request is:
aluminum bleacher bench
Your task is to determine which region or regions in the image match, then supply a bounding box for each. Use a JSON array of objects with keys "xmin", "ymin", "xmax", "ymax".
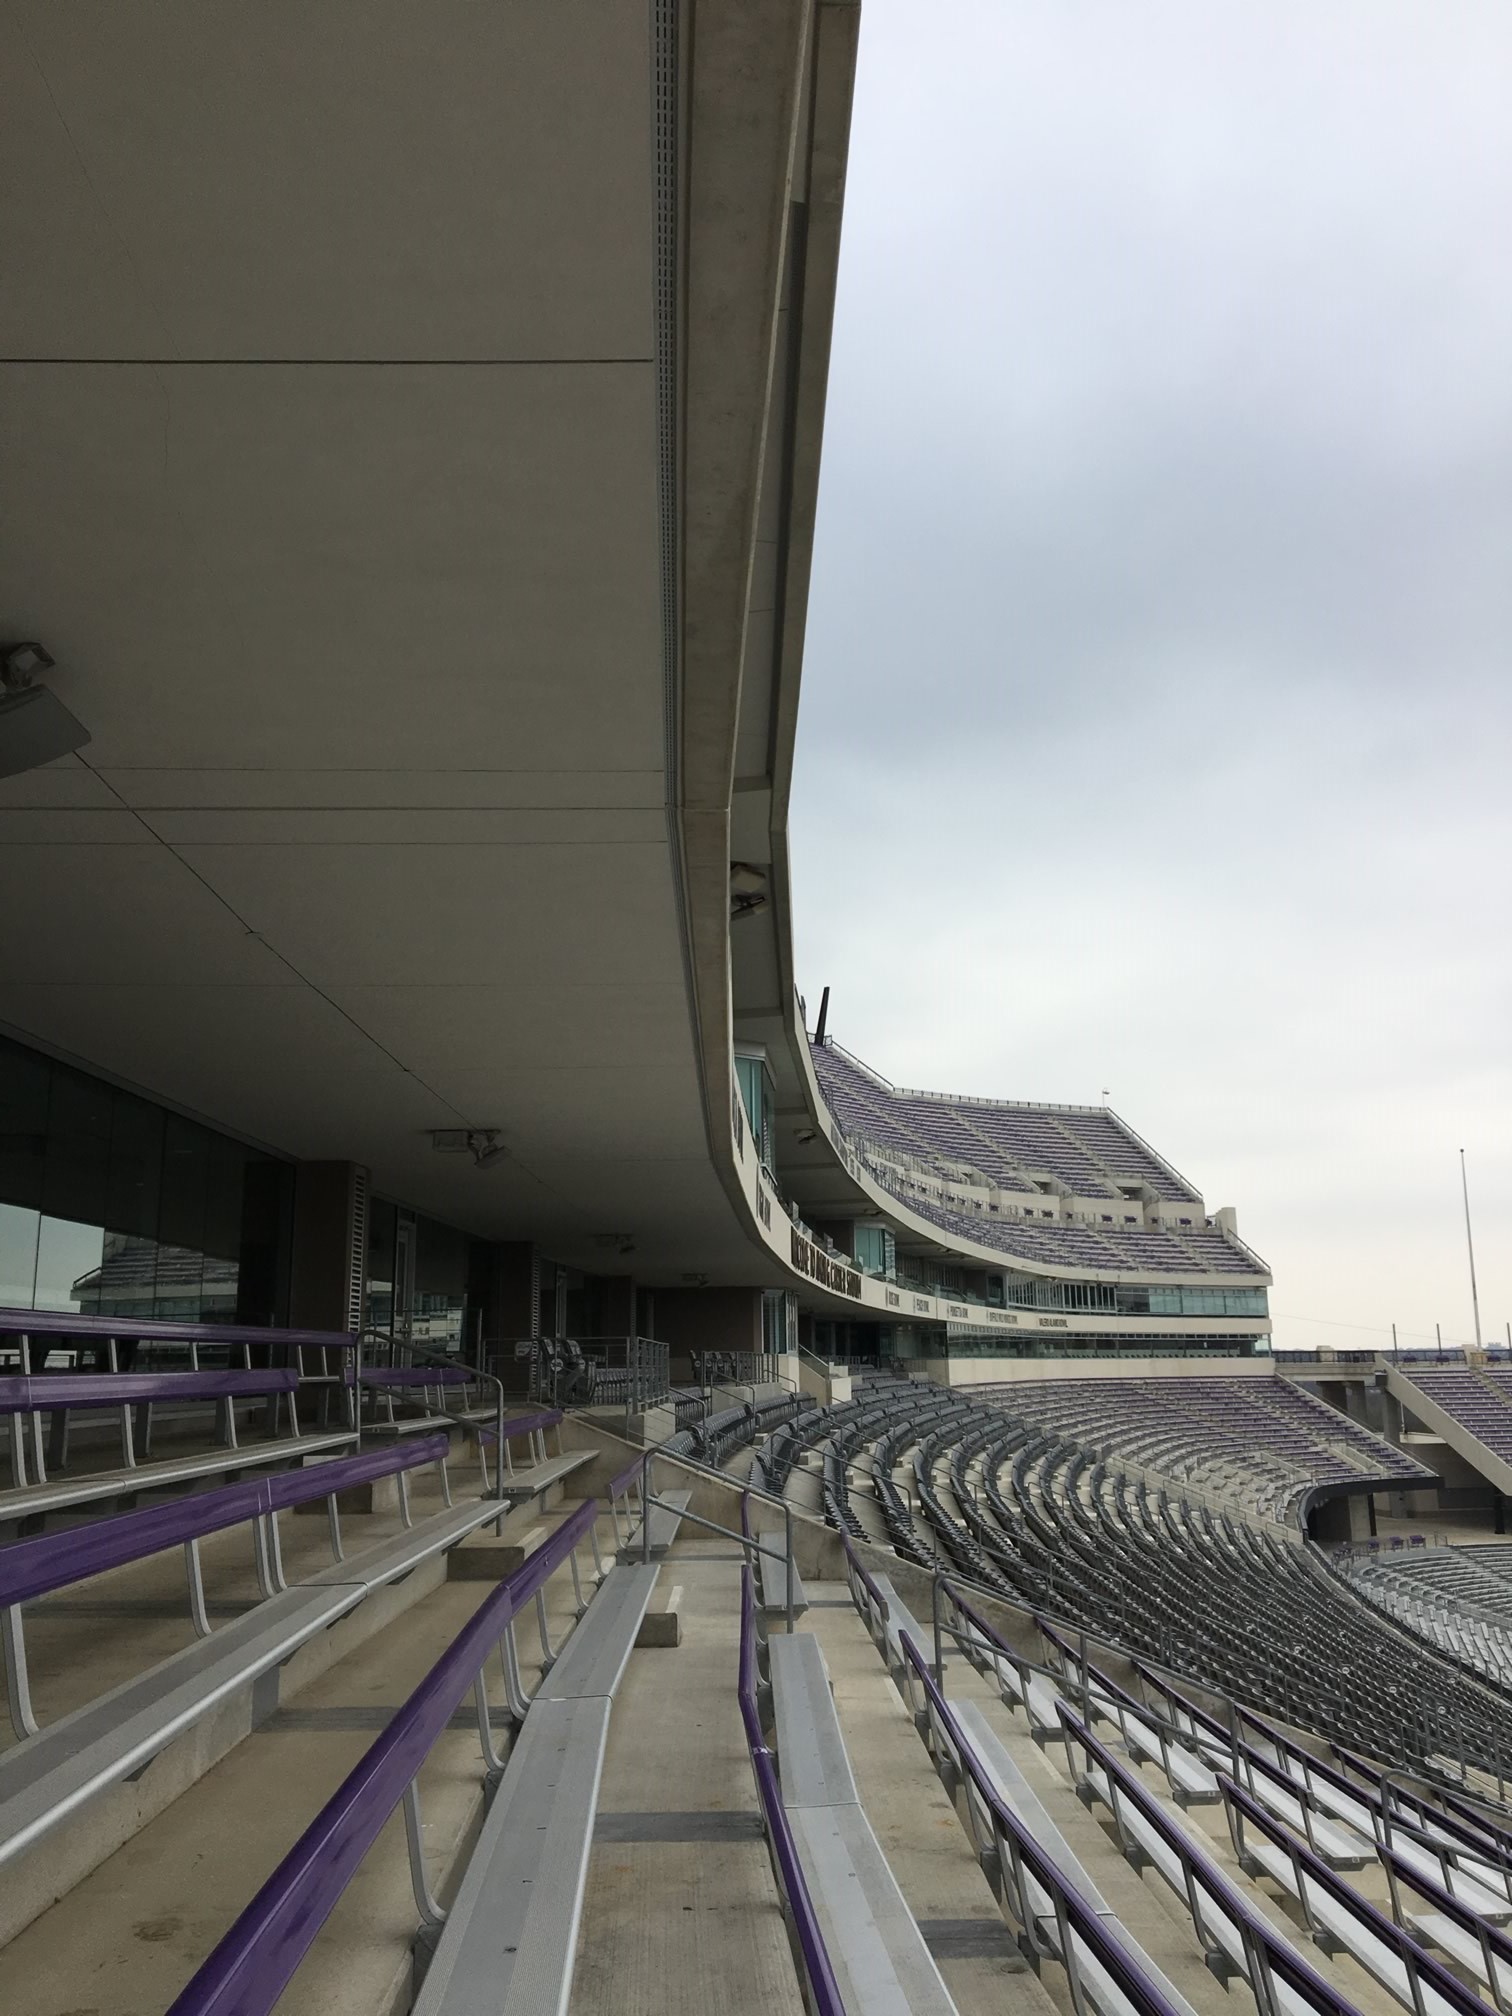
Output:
[
  {"xmin": 768, "ymin": 1628, "xmax": 959, "ymax": 2015},
  {"xmin": 0, "ymin": 1368, "xmax": 356, "ymax": 1526},
  {"xmin": 410, "ymin": 1559, "xmax": 660, "ymax": 2014},
  {"xmin": 166, "ymin": 1498, "xmax": 640, "ymax": 2016},
  {"xmin": 0, "ymin": 1435, "xmax": 508, "ymax": 1869},
  {"xmin": 755, "ymin": 1541, "xmax": 808, "ymax": 1618},
  {"xmin": 473, "ymin": 1410, "xmax": 597, "ymax": 1503}
]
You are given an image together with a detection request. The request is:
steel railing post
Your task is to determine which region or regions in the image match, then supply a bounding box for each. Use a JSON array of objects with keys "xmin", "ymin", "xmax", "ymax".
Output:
[{"xmin": 785, "ymin": 1499, "xmax": 795, "ymax": 1634}]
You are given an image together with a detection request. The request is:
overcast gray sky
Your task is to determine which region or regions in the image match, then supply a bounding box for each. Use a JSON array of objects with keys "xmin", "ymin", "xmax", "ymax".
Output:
[{"xmin": 793, "ymin": 0, "xmax": 1512, "ymax": 1355}]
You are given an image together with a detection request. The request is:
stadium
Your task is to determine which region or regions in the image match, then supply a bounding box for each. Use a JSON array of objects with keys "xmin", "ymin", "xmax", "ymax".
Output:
[{"xmin": 1, "ymin": 9, "xmax": 1509, "ymax": 2016}]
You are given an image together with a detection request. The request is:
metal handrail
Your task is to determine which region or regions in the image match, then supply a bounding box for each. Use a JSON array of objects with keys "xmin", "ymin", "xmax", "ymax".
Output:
[
  {"xmin": 895, "ymin": 1631, "xmax": 1206, "ymax": 2016},
  {"xmin": 361, "ymin": 1327, "xmax": 511, "ymax": 1500},
  {"xmin": 604, "ymin": 1446, "xmax": 797, "ymax": 1633}
]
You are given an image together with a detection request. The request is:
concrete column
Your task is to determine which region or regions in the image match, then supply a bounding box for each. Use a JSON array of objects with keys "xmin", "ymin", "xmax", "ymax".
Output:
[{"xmin": 288, "ymin": 1161, "xmax": 367, "ymax": 1333}]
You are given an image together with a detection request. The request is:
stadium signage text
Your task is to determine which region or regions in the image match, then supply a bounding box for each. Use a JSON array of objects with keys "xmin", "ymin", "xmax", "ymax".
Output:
[{"xmin": 790, "ymin": 1228, "xmax": 862, "ymax": 1299}]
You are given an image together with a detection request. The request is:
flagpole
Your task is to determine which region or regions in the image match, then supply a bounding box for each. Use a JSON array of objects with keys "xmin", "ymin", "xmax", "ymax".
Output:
[{"xmin": 1461, "ymin": 1148, "xmax": 1484, "ymax": 1354}]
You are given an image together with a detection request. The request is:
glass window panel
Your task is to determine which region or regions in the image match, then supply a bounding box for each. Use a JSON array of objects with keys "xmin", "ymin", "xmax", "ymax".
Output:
[
  {"xmin": 235, "ymin": 1154, "xmax": 291, "ymax": 1326},
  {"xmin": 105, "ymin": 1090, "xmax": 163, "ymax": 1241},
  {"xmin": 0, "ymin": 1202, "xmax": 39, "ymax": 1308},
  {"xmin": 158, "ymin": 1114, "xmax": 210, "ymax": 1256},
  {"xmin": 33, "ymin": 1214, "xmax": 106, "ymax": 1314},
  {"xmin": 202, "ymin": 1133, "xmax": 246, "ymax": 1262},
  {"xmin": 41, "ymin": 1067, "xmax": 111, "ymax": 1230},
  {"xmin": 0, "ymin": 1040, "xmax": 49, "ymax": 1212}
]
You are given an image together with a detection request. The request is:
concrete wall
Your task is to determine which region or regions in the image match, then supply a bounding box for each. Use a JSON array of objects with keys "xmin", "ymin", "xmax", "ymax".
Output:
[
  {"xmin": 911, "ymin": 1354, "xmax": 1278, "ymax": 1389},
  {"xmin": 653, "ymin": 1285, "xmax": 763, "ymax": 1370}
]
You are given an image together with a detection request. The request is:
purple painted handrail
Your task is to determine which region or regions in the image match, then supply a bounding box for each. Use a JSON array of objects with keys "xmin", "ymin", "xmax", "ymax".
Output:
[
  {"xmin": 0, "ymin": 1307, "xmax": 355, "ymax": 1349},
  {"xmin": 901, "ymin": 1638, "xmax": 1204, "ymax": 2016},
  {"xmin": 737, "ymin": 1565, "xmax": 846, "ymax": 2015},
  {"xmin": 1381, "ymin": 1833, "xmax": 1512, "ymax": 1960},
  {"xmin": 608, "ymin": 1446, "xmax": 649, "ymax": 1499},
  {"xmin": 1220, "ymin": 1775, "xmax": 1490, "ymax": 2016},
  {"xmin": 165, "ymin": 1496, "xmax": 599, "ymax": 2016},
  {"xmin": 837, "ymin": 1526, "xmax": 890, "ymax": 1615},
  {"xmin": 1331, "ymin": 1738, "xmax": 1512, "ymax": 1860},
  {"xmin": 0, "ymin": 1434, "xmax": 449, "ymax": 1608},
  {"xmin": 0, "ymin": 1369, "xmax": 298, "ymax": 1414},
  {"xmin": 168, "ymin": 1499, "xmax": 600, "ymax": 2016},
  {"xmin": 1055, "ymin": 1702, "xmax": 1365, "ymax": 2016},
  {"xmin": 1136, "ymin": 1659, "xmax": 1503, "ymax": 1869}
]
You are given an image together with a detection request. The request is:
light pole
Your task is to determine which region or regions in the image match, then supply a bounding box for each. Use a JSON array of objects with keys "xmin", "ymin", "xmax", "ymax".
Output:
[{"xmin": 1462, "ymin": 1149, "xmax": 1484, "ymax": 1355}]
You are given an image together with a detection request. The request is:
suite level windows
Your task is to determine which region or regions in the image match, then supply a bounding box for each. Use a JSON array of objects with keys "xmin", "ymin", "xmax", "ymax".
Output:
[
  {"xmin": 999, "ymin": 1277, "xmax": 1268, "ymax": 1319},
  {"xmin": 852, "ymin": 1224, "xmax": 895, "ymax": 1279},
  {"xmin": 734, "ymin": 1050, "xmax": 776, "ymax": 1170}
]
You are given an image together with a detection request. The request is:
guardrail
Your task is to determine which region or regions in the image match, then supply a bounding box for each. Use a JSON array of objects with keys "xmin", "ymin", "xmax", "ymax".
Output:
[
  {"xmin": 166, "ymin": 1497, "xmax": 601, "ymax": 2016},
  {"xmin": 363, "ymin": 1328, "xmax": 511, "ymax": 1496},
  {"xmin": 604, "ymin": 1446, "xmax": 798, "ymax": 1633},
  {"xmin": 1057, "ymin": 1703, "xmax": 1367, "ymax": 2016},
  {"xmin": 1218, "ymin": 1770, "xmax": 1490, "ymax": 2016},
  {"xmin": 893, "ymin": 1629, "xmax": 1202, "ymax": 2016}
]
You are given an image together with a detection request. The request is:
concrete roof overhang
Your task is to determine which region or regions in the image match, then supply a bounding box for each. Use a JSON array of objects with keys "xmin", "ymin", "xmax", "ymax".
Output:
[{"xmin": 0, "ymin": 0, "xmax": 860, "ymax": 1286}]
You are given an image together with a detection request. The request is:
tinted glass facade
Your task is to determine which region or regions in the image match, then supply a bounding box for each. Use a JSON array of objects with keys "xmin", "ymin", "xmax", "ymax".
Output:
[{"xmin": 0, "ymin": 1034, "xmax": 293, "ymax": 1324}]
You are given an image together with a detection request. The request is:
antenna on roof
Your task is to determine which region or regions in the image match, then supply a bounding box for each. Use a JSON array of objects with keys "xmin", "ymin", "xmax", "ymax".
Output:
[
  {"xmin": 814, "ymin": 985, "xmax": 831, "ymax": 1045},
  {"xmin": 1461, "ymin": 1148, "xmax": 1484, "ymax": 1354}
]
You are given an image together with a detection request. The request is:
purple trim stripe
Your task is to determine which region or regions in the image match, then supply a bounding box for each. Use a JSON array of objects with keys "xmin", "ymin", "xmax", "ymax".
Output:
[
  {"xmin": 0, "ymin": 1369, "xmax": 299, "ymax": 1414},
  {"xmin": 0, "ymin": 1435, "xmax": 449, "ymax": 1608}
]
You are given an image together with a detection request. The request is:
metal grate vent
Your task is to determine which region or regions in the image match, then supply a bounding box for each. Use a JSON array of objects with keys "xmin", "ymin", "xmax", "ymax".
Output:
[{"xmin": 346, "ymin": 1165, "xmax": 369, "ymax": 1332}]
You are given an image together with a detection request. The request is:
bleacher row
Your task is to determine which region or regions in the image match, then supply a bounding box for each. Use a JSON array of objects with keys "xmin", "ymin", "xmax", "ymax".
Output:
[
  {"xmin": 813, "ymin": 1036, "xmax": 1199, "ymax": 1200},
  {"xmin": 741, "ymin": 1383, "xmax": 1512, "ymax": 2016},
  {"xmin": 1397, "ymin": 1366, "xmax": 1512, "ymax": 1470},
  {"xmin": 812, "ymin": 1039, "xmax": 1266, "ymax": 1277},
  {"xmin": 782, "ymin": 1373, "xmax": 1511, "ymax": 1792},
  {"xmin": 1338, "ymin": 1545, "xmax": 1512, "ymax": 1693},
  {"xmin": 969, "ymin": 1374, "xmax": 1434, "ymax": 1521},
  {"xmin": 662, "ymin": 1388, "xmax": 802, "ymax": 1468}
]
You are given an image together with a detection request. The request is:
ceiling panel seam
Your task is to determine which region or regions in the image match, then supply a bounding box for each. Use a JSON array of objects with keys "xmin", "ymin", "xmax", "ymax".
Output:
[{"xmin": 74, "ymin": 757, "xmax": 479, "ymax": 1129}]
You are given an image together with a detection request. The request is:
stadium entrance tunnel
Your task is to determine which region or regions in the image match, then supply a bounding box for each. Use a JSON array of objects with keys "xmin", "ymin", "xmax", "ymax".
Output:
[{"xmin": 1303, "ymin": 1485, "xmax": 1378, "ymax": 1545}]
